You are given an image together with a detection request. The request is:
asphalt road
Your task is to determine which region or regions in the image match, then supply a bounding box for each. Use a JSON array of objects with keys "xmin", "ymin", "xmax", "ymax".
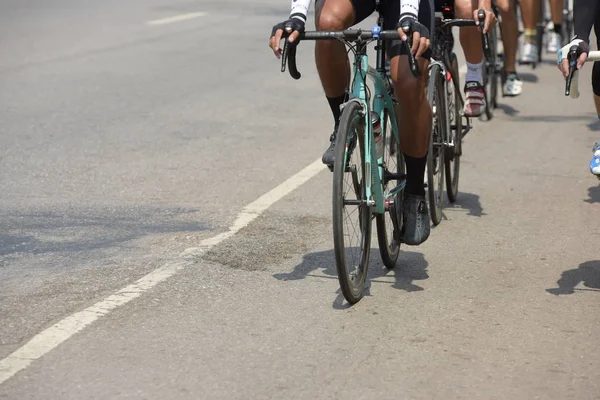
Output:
[{"xmin": 1, "ymin": 1, "xmax": 599, "ymax": 399}]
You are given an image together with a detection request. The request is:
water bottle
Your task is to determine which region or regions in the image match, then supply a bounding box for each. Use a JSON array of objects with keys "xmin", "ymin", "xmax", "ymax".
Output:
[{"xmin": 371, "ymin": 111, "xmax": 384, "ymax": 159}]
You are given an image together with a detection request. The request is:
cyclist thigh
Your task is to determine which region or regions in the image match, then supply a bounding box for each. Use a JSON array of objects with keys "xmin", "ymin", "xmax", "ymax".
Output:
[
  {"xmin": 454, "ymin": 0, "xmax": 477, "ymax": 18},
  {"xmin": 494, "ymin": 0, "xmax": 514, "ymax": 13},
  {"xmin": 383, "ymin": 0, "xmax": 433, "ymax": 61},
  {"xmin": 315, "ymin": 0, "xmax": 376, "ymax": 29}
]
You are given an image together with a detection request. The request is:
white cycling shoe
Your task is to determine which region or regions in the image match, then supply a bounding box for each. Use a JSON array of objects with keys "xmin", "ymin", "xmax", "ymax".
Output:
[{"xmin": 503, "ymin": 73, "xmax": 523, "ymax": 97}]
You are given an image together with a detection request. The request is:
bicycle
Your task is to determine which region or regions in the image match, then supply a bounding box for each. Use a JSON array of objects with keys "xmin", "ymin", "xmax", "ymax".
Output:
[
  {"xmin": 279, "ymin": 7, "xmax": 487, "ymax": 304},
  {"xmin": 426, "ymin": 7, "xmax": 488, "ymax": 224},
  {"xmin": 280, "ymin": 19, "xmax": 416, "ymax": 304}
]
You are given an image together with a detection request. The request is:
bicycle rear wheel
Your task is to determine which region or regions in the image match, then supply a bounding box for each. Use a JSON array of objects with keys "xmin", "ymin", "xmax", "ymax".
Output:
[
  {"xmin": 376, "ymin": 108, "xmax": 404, "ymax": 269},
  {"xmin": 445, "ymin": 53, "xmax": 461, "ymax": 203},
  {"xmin": 332, "ymin": 100, "xmax": 372, "ymax": 305},
  {"xmin": 482, "ymin": 26, "xmax": 498, "ymax": 121},
  {"xmin": 427, "ymin": 64, "xmax": 446, "ymax": 226}
]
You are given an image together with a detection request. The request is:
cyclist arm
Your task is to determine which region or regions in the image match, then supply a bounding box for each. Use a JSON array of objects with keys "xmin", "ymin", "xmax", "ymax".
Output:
[
  {"xmin": 269, "ymin": 0, "xmax": 312, "ymax": 56},
  {"xmin": 558, "ymin": 0, "xmax": 598, "ymax": 76},
  {"xmin": 290, "ymin": 0, "xmax": 312, "ymax": 24},
  {"xmin": 574, "ymin": 0, "xmax": 598, "ymax": 42}
]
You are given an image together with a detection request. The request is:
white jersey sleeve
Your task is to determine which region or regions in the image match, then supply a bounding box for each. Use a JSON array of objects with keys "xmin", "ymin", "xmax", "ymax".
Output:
[
  {"xmin": 290, "ymin": 0, "xmax": 312, "ymax": 23},
  {"xmin": 400, "ymin": 0, "xmax": 420, "ymax": 19}
]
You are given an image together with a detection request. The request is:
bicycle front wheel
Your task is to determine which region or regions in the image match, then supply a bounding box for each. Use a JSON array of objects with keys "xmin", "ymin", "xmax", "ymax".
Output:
[
  {"xmin": 445, "ymin": 53, "xmax": 461, "ymax": 203},
  {"xmin": 482, "ymin": 26, "xmax": 498, "ymax": 121},
  {"xmin": 376, "ymin": 108, "xmax": 404, "ymax": 269},
  {"xmin": 332, "ymin": 100, "xmax": 372, "ymax": 305},
  {"xmin": 427, "ymin": 64, "xmax": 446, "ymax": 226}
]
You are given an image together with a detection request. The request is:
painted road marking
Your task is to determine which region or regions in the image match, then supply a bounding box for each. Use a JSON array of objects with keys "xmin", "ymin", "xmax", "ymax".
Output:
[
  {"xmin": 0, "ymin": 158, "xmax": 326, "ymax": 385},
  {"xmin": 147, "ymin": 12, "xmax": 207, "ymax": 26}
]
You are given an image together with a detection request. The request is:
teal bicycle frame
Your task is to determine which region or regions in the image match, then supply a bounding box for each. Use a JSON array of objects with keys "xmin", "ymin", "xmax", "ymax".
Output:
[{"xmin": 345, "ymin": 39, "xmax": 402, "ymax": 216}]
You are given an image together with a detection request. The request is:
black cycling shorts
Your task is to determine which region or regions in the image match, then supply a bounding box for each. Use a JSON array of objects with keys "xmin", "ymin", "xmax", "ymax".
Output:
[{"xmin": 349, "ymin": 0, "xmax": 435, "ymax": 58}]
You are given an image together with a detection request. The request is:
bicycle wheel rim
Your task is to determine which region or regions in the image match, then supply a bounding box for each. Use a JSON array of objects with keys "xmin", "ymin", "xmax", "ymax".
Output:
[
  {"xmin": 427, "ymin": 66, "xmax": 445, "ymax": 225},
  {"xmin": 376, "ymin": 108, "xmax": 402, "ymax": 269},
  {"xmin": 445, "ymin": 54, "xmax": 461, "ymax": 203},
  {"xmin": 332, "ymin": 101, "xmax": 372, "ymax": 304}
]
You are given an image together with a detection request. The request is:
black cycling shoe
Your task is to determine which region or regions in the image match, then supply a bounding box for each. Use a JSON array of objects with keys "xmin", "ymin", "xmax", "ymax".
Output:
[
  {"xmin": 322, "ymin": 130, "xmax": 337, "ymax": 170},
  {"xmin": 401, "ymin": 194, "xmax": 431, "ymax": 245}
]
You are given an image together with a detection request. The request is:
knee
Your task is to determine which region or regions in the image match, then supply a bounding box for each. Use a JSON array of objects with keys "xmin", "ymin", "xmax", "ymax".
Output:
[
  {"xmin": 316, "ymin": 11, "xmax": 346, "ymax": 31},
  {"xmin": 496, "ymin": 0, "xmax": 513, "ymax": 16},
  {"xmin": 454, "ymin": 0, "xmax": 473, "ymax": 19}
]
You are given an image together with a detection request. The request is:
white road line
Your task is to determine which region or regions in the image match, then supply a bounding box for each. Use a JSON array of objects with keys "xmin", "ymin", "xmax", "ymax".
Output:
[
  {"xmin": 147, "ymin": 12, "xmax": 207, "ymax": 26},
  {"xmin": 0, "ymin": 158, "xmax": 326, "ymax": 386},
  {"xmin": 459, "ymin": 64, "xmax": 467, "ymax": 76}
]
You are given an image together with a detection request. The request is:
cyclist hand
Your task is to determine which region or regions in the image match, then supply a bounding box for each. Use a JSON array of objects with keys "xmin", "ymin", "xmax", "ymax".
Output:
[
  {"xmin": 558, "ymin": 39, "xmax": 589, "ymax": 78},
  {"xmin": 269, "ymin": 18, "xmax": 305, "ymax": 59},
  {"xmin": 397, "ymin": 16, "xmax": 431, "ymax": 58},
  {"xmin": 473, "ymin": 8, "xmax": 496, "ymax": 34}
]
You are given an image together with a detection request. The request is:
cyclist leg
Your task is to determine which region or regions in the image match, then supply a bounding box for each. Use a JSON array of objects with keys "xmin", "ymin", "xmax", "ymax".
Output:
[
  {"xmin": 384, "ymin": 0, "xmax": 433, "ymax": 245},
  {"xmin": 547, "ymin": 0, "xmax": 563, "ymax": 51},
  {"xmin": 495, "ymin": 0, "xmax": 523, "ymax": 95},
  {"xmin": 519, "ymin": 0, "xmax": 541, "ymax": 63},
  {"xmin": 315, "ymin": 0, "xmax": 376, "ymax": 167},
  {"xmin": 456, "ymin": 0, "xmax": 487, "ymax": 117}
]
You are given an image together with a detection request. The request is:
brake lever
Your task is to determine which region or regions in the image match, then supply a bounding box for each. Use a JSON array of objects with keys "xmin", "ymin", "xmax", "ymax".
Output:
[
  {"xmin": 401, "ymin": 23, "xmax": 421, "ymax": 78},
  {"xmin": 477, "ymin": 9, "xmax": 491, "ymax": 61},
  {"xmin": 280, "ymin": 27, "xmax": 302, "ymax": 80},
  {"xmin": 565, "ymin": 45, "xmax": 579, "ymax": 96},
  {"xmin": 281, "ymin": 38, "xmax": 289, "ymax": 73}
]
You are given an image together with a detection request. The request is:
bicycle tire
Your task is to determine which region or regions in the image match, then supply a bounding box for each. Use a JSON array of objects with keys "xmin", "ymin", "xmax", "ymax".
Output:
[
  {"xmin": 427, "ymin": 64, "xmax": 446, "ymax": 226},
  {"xmin": 481, "ymin": 26, "xmax": 497, "ymax": 121},
  {"xmin": 376, "ymin": 108, "xmax": 404, "ymax": 269},
  {"xmin": 332, "ymin": 100, "xmax": 372, "ymax": 305},
  {"xmin": 445, "ymin": 53, "xmax": 461, "ymax": 203},
  {"xmin": 490, "ymin": 25, "xmax": 500, "ymax": 109}
]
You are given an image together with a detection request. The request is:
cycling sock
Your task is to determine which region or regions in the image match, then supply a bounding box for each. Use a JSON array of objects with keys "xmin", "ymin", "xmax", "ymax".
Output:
[
  {"xmin": 403, "ymin": 154, "xmax": 427, "ymax": 197},
  {"xmin": 327, "ymin": 94, "xmax": 346, "ymax": 127},
  {"xmin": 465, "ymin": 61, "xmax": 483, "ymax": 85},
  {"xmin": 553, "ymin": 23, "xmax": 562, "ymax": 34},
  {"xmin": 525, "ymin": 29, "xmax": 537, "ymax": 43}
]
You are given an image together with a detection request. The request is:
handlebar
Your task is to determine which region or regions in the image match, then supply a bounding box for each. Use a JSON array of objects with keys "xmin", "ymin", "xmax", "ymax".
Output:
[
  {"xmin": 565, "ymin": 50, "xmax": 600, "ymax": 98},
  {"xmin": 281, "ymin": 28, "xmax": 420, "ymax": 80},
  {"xmin": 280, "ymin": 11, "xmax": 490, "ymax": 81}
]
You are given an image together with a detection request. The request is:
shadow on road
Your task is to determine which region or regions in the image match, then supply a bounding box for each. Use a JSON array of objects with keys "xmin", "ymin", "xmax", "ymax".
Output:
[
  {"xmin": 518, "ymin": 72, "xmax": 539, "ymax": 83},
  {"xmin": 546, "ymin": 260, "xmax": 600, "ymax": 295},
  {"xmin": 0, "ymin": 207, "xmax": 207, "ymax": 257},
  {"xmin": 273, "ymin": 248, "xmax": 429, "ymax": 308},
  {"xmin": 497, "ymin": 103, "xmax": 519, "ymax": 117},
  {"xmin": 512, "ymin": 114, "xmax": 595, "ymax": 123},
  {"xmin": 587, "ymin": 119, "xmax": 600, "ymax": 131},
  {"xmin": 446, "ymin": 192, "xmax": 486, "ymax": 217},
  {"xmin": 585, "ymin": 184, "xmax": 600, "ymax": 203}
]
